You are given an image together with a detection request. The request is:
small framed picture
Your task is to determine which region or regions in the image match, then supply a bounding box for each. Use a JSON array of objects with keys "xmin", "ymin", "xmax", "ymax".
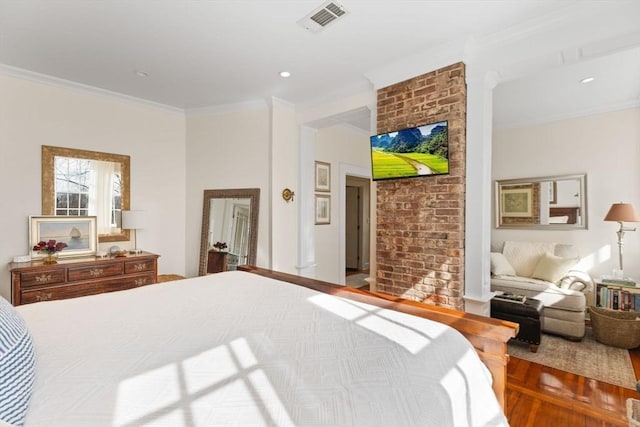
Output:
[
  {"xmin": 315, "ymin": 195, "xmax": 331, "ymax": 225},
  {"xmin": 500, "ymin": 187, "xmax": 533, "ymax": 218},
  {"xmin": 315, "ymin": 161, "xmax": 331, "ymax": 192},
  {"xmin": 29, "ymin": 216, "xmax": 98, "ymax": 258}
]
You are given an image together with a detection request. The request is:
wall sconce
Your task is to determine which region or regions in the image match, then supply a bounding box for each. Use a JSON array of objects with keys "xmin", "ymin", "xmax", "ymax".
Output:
[
  {"xmin": 122, "ymin": 210, "xmax": 146, "ymax": 254},
  {"xmin": 282, "ymin": 188, "xmax": 295, "ymax": 202}
]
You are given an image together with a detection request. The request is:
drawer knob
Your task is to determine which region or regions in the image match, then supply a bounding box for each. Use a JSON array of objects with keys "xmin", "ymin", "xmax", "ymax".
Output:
[
  {"xmin": 36, "ymin": 293, "xmax": 52, "ymax": 301},
  {"xmin": 35, "ymin": 274, "xmax": 52, "ymax": 283},
  {"xmin": 89, "ymin": 268, "xmax": 104, "ymax": 277},
  {"xmin": 134, "ymin": 278, "xmax": 147, "ymax": 286}
]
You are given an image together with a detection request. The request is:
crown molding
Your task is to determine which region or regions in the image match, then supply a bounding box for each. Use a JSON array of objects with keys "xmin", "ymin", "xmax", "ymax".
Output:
[
  {"xmin": 296, "ymin": 79, "xmax": 374, "ymax": 111},
  {"xmin": 364, "ymin": 36, "xmax": 469, "ymax": 90},
  {"xmin": 0, "ymin": 63, "xmax": 183, "ymax": 114},
  {"xmin": 185, "ymin": 99, "xmax": 268, "ymax": 116}
]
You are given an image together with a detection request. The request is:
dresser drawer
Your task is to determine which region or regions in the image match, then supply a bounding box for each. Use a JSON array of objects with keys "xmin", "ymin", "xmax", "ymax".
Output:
[
  {"xmin": 109, "ymin": 273, "xmax": 156, "ymax": 289},
  {"xmin": 68, "ymin": 263, "xmax": 124, "ymax": 282},
  {"xmin": 125, "ymin": 259, "xmax": 155, "ymax": 274},
  {"xmin": 20, "ymin": 269, "xmax": 66, "ymax": 288},
  {"xmin": 20, "ymin": 273, "xmax": 157, "ymax": 304},
  {"xmin": 21, "ymin": 283, "xmax": 100, "ymax": 304}
]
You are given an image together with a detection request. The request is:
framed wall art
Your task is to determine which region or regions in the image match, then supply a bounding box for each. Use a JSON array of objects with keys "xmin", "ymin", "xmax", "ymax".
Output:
[
  {"xmin": 315, "ymin": 161, "xmax": 331, "ymax": 192},
  {"xmin": 315, "ymin": 195, "xmax": 331, "ymax": 225},
  {"xmin": 29, "ymin": 216, "xmax": 97, "ymax": 258},
  {"xmin": 500, "ymin": 187, "xmax": 533, "ymax": 218}
]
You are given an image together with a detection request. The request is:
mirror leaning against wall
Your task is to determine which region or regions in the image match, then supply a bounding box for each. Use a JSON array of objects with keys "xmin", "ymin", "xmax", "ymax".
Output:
[
  {"xmin": 42, "ymin": 145, "xmax": 131, "ymax": 243},
  {"xmin": 495, "ymin": 173, "xmax": 587, "ymax": 229},
  {"xmin": 199, "ymin": 188, "xmax": 260, "ymax": 276}
]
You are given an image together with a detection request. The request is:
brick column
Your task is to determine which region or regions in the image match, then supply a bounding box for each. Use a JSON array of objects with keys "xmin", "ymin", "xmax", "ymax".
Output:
[{"xmin": 375, "ymin": 63, "xmax": 466, "ymax": 310}]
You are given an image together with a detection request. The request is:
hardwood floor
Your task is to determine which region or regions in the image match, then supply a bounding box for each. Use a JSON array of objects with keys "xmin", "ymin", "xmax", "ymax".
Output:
[{"xmin": 506, "ymin": 347, "xmax": 640, "ymax": 426}]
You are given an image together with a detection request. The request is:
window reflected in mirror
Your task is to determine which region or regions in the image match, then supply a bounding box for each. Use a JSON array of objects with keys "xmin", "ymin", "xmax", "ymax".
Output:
[
  {"xmin": 495, "ymin": 174, "xmax": 587, "ymax": 229},
  {"xmin": 42, "ymin": 146, "xmax": 130, "ymax": 242}
]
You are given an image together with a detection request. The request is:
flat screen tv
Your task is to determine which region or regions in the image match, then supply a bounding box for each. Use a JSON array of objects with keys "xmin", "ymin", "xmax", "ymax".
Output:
[{"xmin": 369, "ymin": 120, "xmax": 449, "ymax": 181}]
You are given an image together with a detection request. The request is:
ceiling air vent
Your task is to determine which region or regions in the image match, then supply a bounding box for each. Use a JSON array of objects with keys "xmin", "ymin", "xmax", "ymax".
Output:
[{"xmin": 297, "ymin": 1, "xmax": 348, "ymax": 33}]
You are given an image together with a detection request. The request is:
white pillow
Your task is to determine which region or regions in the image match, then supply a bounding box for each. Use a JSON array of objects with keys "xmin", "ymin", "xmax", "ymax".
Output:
[
  {"xmin": 502, "ymin": 241, "xmax": 556, "ymax": 277},
  {"xmin": 548, "ymin": 215, "xmax": 569, "ymax": 224},
  {"xmin": 490, "ymin": 252, "xmax": 516, "ymax": 276},
  {"xmin": 531, "ymin": 252, "xmax": 578, "ymax": 283}
]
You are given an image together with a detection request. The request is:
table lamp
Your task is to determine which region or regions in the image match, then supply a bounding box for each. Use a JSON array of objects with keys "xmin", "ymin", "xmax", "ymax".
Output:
[
  {"xmin": 604, "ymin": 202, "xmax": 640, "ymax": 275},
  {"xmin": 122, "ymin": 210, "xmax": 145, "ymax": 254}
]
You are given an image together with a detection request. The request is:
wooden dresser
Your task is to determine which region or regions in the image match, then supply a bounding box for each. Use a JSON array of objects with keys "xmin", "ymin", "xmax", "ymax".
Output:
[
  {"xmin": 207, "ymin": 250, "xmax": 228, "ymax": 273},
  {"xmin": 10, "ymin": 252, "xmax": 159, "ymax": 306}
]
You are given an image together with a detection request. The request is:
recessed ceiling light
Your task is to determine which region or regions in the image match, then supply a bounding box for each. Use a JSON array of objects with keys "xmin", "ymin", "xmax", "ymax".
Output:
[
  {"xmin": 580, "ymin": 77, "xmax": 595, "ymax": 84},
  {"xmin": 279, "ymin": 71, "xmax": 291, "ymax": 78},
  {"xmin": 134, "ymin": 70, "xmax": 149, "ymax": 78}
]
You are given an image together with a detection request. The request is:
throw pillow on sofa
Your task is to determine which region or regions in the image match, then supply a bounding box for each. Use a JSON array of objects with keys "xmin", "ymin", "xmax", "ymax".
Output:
[
  {"xmin": 502, "ymin": 241, "xmax": 556, "ymax": 277},
  {"xmin": 490, "ymin": 252, "xmax": 516, "ymax": 276},
  {"xmin": 531, "ymin": 252, "xmax": 578, "ymax": 283}
]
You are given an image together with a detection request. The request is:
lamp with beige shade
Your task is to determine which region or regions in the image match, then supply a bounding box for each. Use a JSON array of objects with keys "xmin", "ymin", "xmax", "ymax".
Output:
[{"xmin": 604, "ymin": 202, "xmax": 640, "ymax": 276}]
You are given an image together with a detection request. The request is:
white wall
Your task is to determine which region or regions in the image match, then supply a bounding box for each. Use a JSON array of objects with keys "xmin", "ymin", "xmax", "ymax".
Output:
[
  {"xmin": 0, "ymin": 74, "xmax": 186, "ymax": 299},
  {"xmin": 185, "ymin": 107, "xmax": 271, "ymax": 277},
  {"xmin": 492, "ymin": 108, "xmax": 640, "ymax": 279},
  {"xmin": 314, "ymin": 125, "xmax": 371, "ymax": 283},
  {"xmin": 270, "ymin": 99, "xmax": 299, "ymax": 274}
]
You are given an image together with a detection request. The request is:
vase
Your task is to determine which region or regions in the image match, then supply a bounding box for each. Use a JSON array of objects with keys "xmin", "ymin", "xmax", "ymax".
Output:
[{"xmin": 43, "ymin": 253, "xmax": 57, "ymax": 265}]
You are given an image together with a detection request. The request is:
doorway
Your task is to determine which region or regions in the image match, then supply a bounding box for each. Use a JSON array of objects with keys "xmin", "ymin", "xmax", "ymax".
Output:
[
  {"xmin": 345, "ymin": 175, "xmax": 370, "ymax": 273},
  {"xmin": 345, "ymin": 185, "xmax": 360, "ymax": 270}
]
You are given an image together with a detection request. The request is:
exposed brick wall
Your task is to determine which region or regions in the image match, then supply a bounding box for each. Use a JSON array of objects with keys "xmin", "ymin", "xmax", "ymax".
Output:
[{"xmin": 375, "ymin": 62, "xmax": 466, "ymax": 310}]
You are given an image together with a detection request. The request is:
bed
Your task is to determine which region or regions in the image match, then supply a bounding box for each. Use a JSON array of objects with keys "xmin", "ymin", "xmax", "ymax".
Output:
[{"xmin": 2, "ymin": 267, "xmax": 516, "ymax": 427}]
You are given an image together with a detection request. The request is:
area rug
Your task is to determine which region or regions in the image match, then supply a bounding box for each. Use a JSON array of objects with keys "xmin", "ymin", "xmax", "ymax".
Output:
[
  {"xmin": 345, "ymin": 273, "xmax": 369, "ymax": 288},
  {"xmin": 508, "ymin": 328, "xmax": 636, "ymax": 389}
]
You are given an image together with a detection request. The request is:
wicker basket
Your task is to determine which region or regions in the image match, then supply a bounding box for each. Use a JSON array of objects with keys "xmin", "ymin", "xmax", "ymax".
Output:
[{"xmin": 590, "ymin": 306, "xmax": 640, "ymax": 349}]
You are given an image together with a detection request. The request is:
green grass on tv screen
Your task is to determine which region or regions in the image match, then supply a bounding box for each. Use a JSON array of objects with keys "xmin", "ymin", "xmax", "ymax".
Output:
[{"xmin": 371, "ymin": 150, "xmax": 449, "ymax": 180}]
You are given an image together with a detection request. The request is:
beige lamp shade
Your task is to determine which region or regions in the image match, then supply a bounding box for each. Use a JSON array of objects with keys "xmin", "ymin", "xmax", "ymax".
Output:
[
  {"xmin": 122, "ymin": 210, "xmax": 145, "ymax": 230},
  {"xmin": 604, "ymin": 203, "xmax": 640, "ymax": 223}
]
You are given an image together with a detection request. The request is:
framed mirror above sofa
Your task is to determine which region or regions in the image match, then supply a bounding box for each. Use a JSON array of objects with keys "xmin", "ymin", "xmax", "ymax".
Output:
[
  {"xmin": 42, "ymin": 145, "xmax": 131, "ymax": 243},
  {"xmin": 495, "ymin": 173, "xmax": 587, "ymax": 230}
]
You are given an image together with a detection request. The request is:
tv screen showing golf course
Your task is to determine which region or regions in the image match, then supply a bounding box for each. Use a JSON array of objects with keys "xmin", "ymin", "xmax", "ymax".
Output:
[{"xmin": 369, "ymin": 120, "xmax": 449, "ymax": 181}]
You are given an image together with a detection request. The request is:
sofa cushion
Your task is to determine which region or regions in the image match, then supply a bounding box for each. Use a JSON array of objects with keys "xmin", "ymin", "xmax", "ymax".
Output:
[
  {"xmin": 490, "ymin": 252, "xmax": 516, "ymax": 276},
  {"xmin": 491, "ymin": 276, "xmax": 586, "ymax": 312},
  {"xmin": 531, "ymin": 253, "xmax": 578, "ymax": 283},
  {"xmin": 502, "ymin": 241, "xmax": 556, "ymax": 277}
]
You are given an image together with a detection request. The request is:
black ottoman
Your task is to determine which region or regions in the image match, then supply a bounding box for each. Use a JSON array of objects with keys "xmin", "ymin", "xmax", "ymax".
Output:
[{"xmin": 491, "ymin": 297, "xmax": 544, "ymax": 352}]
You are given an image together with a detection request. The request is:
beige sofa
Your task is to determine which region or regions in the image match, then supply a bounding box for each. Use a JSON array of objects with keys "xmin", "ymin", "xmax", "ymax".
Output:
[{"xmin": 490, "ymin": 241, "xmax": 593, "ymax": 340}]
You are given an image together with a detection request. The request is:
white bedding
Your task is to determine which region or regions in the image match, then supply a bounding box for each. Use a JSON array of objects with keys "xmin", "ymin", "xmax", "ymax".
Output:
[{"xmin": 17, "ymin": 271, "xmax": 508, "ymax": 427}]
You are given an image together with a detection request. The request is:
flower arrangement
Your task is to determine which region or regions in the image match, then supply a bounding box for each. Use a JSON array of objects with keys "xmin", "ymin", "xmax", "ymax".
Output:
[
  {"xmin": 213, "ymin": 241, "xmax": 228, "ymax": 251},
  {"xmin": 34, "ymin": 240, "xmax": 68, "ymax": 255},
  {"xmin": 33, "ymin": 240, "xmax": 68, "ymax": 264}
]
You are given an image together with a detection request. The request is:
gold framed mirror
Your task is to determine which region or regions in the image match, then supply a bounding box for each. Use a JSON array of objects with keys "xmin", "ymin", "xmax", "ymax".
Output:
[
  {"xmin": 41, "ymin": 145, "xmax": 131, "ymax": 243},
  {"xmin": 495, "ymin": 173, "xmax": 587, "ymax": 229},
  {"xmin": 199, "ymin": 188, "xmax": 260, "ymax": 276}
]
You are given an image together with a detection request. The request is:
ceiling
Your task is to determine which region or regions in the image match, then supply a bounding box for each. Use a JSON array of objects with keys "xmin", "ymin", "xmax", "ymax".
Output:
[
  {"xmin": 1, "ymin": 0, "xmax": 639, "ymax": 129},
  {"xmin": 493, "ymin": 46, "xmax": 640, "ymax": 129}
]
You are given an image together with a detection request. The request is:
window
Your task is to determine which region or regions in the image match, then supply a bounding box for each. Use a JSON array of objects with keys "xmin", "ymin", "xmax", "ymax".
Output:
[
  {"xmin": 42, "ymin": 146, "xmax": 130, "ymax": 243},
  {"xmin": 54, "ymin": 157, "xmax": 122, "ymax": 232}
]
